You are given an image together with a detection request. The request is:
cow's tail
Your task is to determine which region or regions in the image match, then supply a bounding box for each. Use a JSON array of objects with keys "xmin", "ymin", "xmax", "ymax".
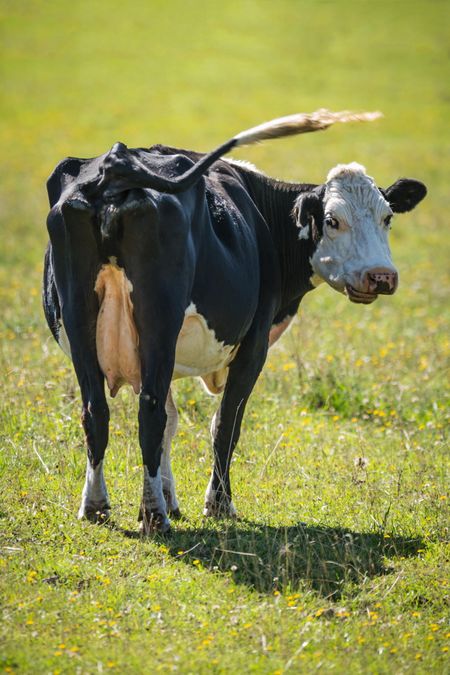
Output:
[
  {"xmin": 98, "ymin": 109, "xmax": 382, "ymax": 197},
  {"xmin": 233, "ymin": 109, "xmax": 382, "ymax": 146}
]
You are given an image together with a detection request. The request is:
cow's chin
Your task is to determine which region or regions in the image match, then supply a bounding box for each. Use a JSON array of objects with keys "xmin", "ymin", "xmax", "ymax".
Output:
[{"xmin": 345, "ymin": 283, "xmax": 378, "ymax": 305}]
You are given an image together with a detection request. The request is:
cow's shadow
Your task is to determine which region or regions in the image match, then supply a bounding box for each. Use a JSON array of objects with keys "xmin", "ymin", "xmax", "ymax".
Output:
[{"xmin": 120, "ymin": 519, "xmax": 422, "ymax": 598}]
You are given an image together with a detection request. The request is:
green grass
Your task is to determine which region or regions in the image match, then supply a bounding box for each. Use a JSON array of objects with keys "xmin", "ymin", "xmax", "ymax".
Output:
[{"xmin": 0, "ymin": 1, "xmax": 449, "ymax": 672}]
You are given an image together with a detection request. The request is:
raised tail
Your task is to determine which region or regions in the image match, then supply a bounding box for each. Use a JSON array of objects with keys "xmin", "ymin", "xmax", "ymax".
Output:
[{"xmin": 98, "ymin": 109, "xmax": 382, "ymax": 197}]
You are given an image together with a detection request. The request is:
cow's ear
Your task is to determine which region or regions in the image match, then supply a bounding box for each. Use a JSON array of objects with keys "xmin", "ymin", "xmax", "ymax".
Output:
[
  {"xmin": 384, "ymin": 178, "xmax": 427, "ymax": 213},
  {"xmin": 292, "ymin": 191, "xmax": 324, "ymax": 241}
]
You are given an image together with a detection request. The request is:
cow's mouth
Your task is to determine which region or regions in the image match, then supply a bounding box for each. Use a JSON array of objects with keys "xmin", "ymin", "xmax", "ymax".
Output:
[{"xmin": 345, "ymin": 284, "xmax": 378, "ymax": 304}]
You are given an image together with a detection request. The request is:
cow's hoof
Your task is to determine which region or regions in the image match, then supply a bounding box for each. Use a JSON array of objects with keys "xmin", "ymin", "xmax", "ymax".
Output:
[
  {"xmin": 139, "ymin": 511, "xmax": 171, "ymax": 535},
  {"xmin": 203, "ymin": 499, "xmax": 237, "ymax": 519},
  {"xmin": 78, "ymin": 504, "xmax": 111, "ymax": 523},
  {"xmin": 163, "ymin": 490, "xmax": 182, "ymax": 520}
]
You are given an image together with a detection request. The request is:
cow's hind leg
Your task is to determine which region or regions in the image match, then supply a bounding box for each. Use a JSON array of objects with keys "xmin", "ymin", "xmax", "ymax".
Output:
[
  {"xmin": 78, "ymin": 441, "xmax": 110, "ymax": 522},
  {"xmin": 119, "ymin": 196, "xmax": 186, "ymax": 533},
  {"xmin": 47, "ymin": 201, "xmax": 111, "ymax": 523},
  {"xmin": 133, "ymin": 299, "xmax": 183, "ymax": 535},
  {"xmin": 160, "ymin": 387, "xmax": 181, "ymax": 519},
  {"xmin": 78, "ymin": 381, "xmax": 110, "ymax": 522},
  {"xmin": 138, "ymin": 367, "xmax": 176, "ymax": 534}
]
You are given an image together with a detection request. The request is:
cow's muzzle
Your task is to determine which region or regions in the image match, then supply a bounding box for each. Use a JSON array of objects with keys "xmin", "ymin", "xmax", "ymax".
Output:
[
  {"xmin": 346, "ymin": 267, "xmax": 398, "ymax": 304},
  {"xmin": 365, "ymin": 267, "xmax": 398, "ymax": 295}
]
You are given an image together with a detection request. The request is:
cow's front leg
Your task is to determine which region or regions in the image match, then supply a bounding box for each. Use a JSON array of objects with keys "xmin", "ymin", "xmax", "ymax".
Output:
[
  {"xmin": 204, "ymin": 409, "xmax": 237, "ymax": 517},
  {"xmin": 160, "ymin": 387, "xmax": 181, "ymax": 518},
  {"xmin": 204, "ymin": 333, "xmax": 269, "ymax": 518}
]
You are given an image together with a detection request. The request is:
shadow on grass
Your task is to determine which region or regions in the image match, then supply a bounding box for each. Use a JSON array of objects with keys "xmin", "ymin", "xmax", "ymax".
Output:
[{"xmin": 117, "ymin": 519, "xmax": 423, "ymax": 599}]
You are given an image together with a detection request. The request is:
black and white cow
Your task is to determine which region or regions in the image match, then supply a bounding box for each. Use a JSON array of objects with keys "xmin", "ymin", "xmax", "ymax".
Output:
[{"xmin": 43, "ymin": 110, "xmax": 426, "ymax": 532}]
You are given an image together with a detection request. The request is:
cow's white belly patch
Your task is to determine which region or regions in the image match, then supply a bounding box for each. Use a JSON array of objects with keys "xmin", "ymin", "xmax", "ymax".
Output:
[
  {"xmin": 173, "ymin": 303, "xmax": 236, "ymax": 379},
  {"xmin": 94, "ymin": 264, "xmax": 237, "ymax": 397}
]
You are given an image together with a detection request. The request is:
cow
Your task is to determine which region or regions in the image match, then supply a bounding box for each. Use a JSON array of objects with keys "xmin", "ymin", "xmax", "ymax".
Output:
[{"xmin": 42, "ymin": 110, "xmax": 426, "ymax": 533}]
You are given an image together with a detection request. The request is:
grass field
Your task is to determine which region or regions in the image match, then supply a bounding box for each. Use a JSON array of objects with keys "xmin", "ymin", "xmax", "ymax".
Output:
[{"xmin": 0, "ymin": 1, "xmax": 449, "ymax": 672}]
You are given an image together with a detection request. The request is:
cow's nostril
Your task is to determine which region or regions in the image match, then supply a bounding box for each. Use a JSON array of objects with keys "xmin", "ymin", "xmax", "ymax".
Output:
[{"xmin": 366, "ymin": 268, "xmax": 398, "ymax": 294}]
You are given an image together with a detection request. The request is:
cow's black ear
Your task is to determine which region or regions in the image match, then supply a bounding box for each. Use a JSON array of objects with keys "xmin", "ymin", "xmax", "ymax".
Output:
[
  {"xmin": 384, "ymin": 178, "xmax": 427, "ymax": 213},
  {"xmin": 292, "ymin": 191, "xmax": 324, "ymax": 241}
]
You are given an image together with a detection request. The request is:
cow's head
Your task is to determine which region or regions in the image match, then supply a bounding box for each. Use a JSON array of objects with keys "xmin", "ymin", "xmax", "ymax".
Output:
[{"xmin": 293, "ymin": 163, "xmax": 427, "ymax": 303}]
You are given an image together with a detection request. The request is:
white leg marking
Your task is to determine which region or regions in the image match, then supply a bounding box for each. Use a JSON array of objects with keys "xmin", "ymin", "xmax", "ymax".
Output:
[
  {"xmin": 141, "ymin": 466, "xmax": 171, "ymax": 533},
  {"xmin": 78, "ymin": 459, "xmax": 110, "ymax": 522},
  {"xmin": 210, "ymin": 411, "xmax": 218, "ymax": 441},
  {"xmin": 160, "ymin": 388, "xmax": 180, "ymax": 517},
  {"xmin": 203, "ymin": 476, "xmax": 237, "ymax": 518}
]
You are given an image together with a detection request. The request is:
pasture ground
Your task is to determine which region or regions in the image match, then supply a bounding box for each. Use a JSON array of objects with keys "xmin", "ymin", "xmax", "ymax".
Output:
[{"xmin": 0, "ymin": 1, "xmax": 449, "ymax": 673}]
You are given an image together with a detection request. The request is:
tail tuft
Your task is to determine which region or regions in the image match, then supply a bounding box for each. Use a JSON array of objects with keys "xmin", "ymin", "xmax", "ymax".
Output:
[{"xmin": 234, "ymin": 109, "xmax": 383, "ymax": 147}]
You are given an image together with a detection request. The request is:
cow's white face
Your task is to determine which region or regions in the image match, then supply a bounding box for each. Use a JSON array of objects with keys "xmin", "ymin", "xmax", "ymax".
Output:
[
  {"xmin": 294, "ymin": 163, "xmax": 427, "ymax": 304},
  {"xmin": 311, "ymin": 163, "xmax": 395, "ymax": 303}
]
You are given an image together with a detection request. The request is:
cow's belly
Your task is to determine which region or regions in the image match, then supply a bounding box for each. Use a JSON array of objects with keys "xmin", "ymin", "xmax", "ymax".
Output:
[{"xmin": 94, "ymin": 264, "xmax": 236, "ymax": 397}]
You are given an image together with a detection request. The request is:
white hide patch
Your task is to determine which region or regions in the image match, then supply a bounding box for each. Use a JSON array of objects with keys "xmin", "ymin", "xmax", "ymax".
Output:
[
  {"xmin": 160, "ymin": 388, "xmax": 180, "ymax": 514},
  {"xmin": 141, "ymin": 466, "xmax": 171, "ymax": 532},
  {"xmin": 57, "ymin": 319, "xmax": 72, "ymax": 358},
  {"xmin": 173, "ymin": 303, "xmax": 236, "ymax": 379},
  {"xmin": 204, "ymin": 477, "xmax": 237, "ymax": 518},
  {"xmin": 324, "ymin": 163, "xmax": 389, "ymax": 224},
  {"xmin": 77, "ymin": 459, "xmax": 110, "ymax": 520},
  {"xmin": 326, "ymin": 161, "xmax": 368, "ymax": 183},
  {"xmin": 224, "ymin": 157, "xmax": 263, "ymax": 174},
  {"xmin": 309, "ymin": 163, "xmax": 396, "ymax": 292},
  {"xmin": 142, "ymin": 466, "xmax": 167, "ymax": 513}
]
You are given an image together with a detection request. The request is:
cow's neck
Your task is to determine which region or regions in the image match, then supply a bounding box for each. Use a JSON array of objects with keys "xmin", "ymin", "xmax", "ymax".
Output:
[{"xmin": 241, "ymin": 169, "xmax": 318, "ymax": 307}]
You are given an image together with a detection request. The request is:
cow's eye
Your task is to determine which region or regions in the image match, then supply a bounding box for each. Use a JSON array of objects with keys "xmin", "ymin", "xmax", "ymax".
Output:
[
  {"xmin": 384, "ymin": 214, "xmax": 393, "ymax": 228},
  {"xmin": 325, "ymin": 216, "xmax": 339, "ymax": 229}
]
